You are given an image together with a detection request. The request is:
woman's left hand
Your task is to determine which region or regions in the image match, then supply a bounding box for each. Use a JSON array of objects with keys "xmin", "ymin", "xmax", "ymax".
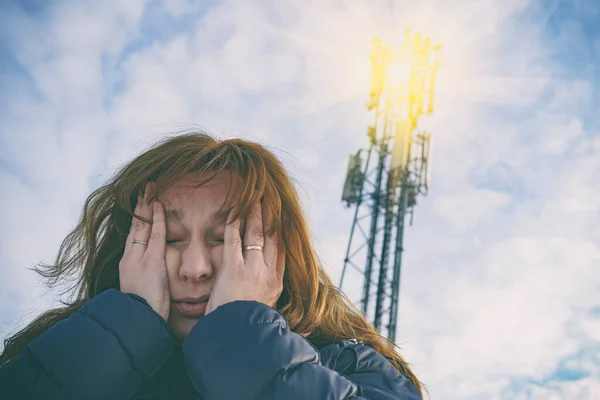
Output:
[{"xmin": 205, "ymin": 199, "xmax": 285, "ymax": 315}]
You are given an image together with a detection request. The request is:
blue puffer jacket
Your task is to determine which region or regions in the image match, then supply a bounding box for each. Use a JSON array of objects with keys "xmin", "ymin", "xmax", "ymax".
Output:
[{"xmin": 1, "ymin": 289, "xmax": 421, "ymax": 399}]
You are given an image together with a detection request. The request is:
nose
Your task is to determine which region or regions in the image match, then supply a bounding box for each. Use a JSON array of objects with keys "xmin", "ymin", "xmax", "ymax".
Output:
[{"xmin": 178, "ymin": 242, "xmax": 214, "ymax": 282}]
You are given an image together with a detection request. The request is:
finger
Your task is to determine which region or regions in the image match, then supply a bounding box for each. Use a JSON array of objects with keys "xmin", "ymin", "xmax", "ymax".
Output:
[
  {"xmin": 146, "ymin": 201, "xmax": 166, "ymax": 261},
  {"xmin": 276, "ymin": 240, "xmax": 286, "ymax": 282},
  {"xmin": 261, "ymin": 197, "xmax": 278, "ymax": 267},
  {"xmin": 243, "ymin": 201, "xmax": 265, "ymax": 263},
  {"xmin": 123, "ymin": 192, "xmax": 143, "ymax": 256},
  {"xmin": 223, "ymin": 208, "xmax": 243, "ymax": 265},
  {"xmin": 125, "ymin": 182, "xmax": 153, "ymax": 259}
]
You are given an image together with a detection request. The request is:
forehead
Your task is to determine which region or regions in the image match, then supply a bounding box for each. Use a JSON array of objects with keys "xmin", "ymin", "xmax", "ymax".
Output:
[{"xmin": 159, "ymin": 171, "xmax": 237, "ymax": 210}]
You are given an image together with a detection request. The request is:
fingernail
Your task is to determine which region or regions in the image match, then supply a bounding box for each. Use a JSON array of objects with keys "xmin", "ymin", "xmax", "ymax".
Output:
[{"xmin": 154, "ymin": 202, "xmax": 159, "ymax": 212}]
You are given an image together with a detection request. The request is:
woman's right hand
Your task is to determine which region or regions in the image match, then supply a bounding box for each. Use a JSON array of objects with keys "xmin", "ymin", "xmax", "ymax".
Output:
[{"xmin": 119, "ymin": 182, "xmax": 171, "ymax": 321}]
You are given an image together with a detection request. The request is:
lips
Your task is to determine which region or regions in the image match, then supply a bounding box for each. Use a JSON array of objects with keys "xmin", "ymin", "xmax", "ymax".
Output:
[{"xmin": 174, "ymin": 300, "xmax": 207, "ymax": 317}]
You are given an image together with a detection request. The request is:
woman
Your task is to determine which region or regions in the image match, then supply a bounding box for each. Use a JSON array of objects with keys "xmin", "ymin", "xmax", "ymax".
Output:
[{"xmin": 0, "ymin": 133, "xmax": 424, "ymax": 399}]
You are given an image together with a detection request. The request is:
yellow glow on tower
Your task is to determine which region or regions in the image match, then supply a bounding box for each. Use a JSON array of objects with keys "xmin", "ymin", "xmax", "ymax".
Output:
[{"xmin": 366, "ymin": 29, "xmax": 441, "ymax": 171}]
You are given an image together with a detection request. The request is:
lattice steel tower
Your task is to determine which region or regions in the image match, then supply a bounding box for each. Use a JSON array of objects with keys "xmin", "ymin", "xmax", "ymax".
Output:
[{"xmin": 339, "ymin": 30, "xmax": 441, "ymax": 342}]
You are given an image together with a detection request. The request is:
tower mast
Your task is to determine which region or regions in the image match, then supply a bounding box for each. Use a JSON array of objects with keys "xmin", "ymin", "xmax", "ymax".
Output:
[{"xmin": 339, "ymin": 30, "xmax": 441, "ymax": 342}]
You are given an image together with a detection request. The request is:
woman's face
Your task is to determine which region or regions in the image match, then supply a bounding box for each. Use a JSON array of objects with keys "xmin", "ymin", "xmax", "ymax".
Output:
[{"xmin": 158, "ymin": 171, "xmax": 241, "ymax": 341}]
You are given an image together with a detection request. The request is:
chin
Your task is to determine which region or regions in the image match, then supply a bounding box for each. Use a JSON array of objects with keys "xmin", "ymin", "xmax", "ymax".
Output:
[{"xmin": 171, "ymin": 316, "xmax": 201, "ymax": 341}]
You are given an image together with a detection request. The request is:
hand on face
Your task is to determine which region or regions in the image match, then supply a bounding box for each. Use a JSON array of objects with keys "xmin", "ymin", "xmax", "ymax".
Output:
[
  {"xmin": 205, "ymin": 198, "xmax": 285, "ymax": 315},
  {"xmin": 119, "ymin": 182, "xmax": 171, "ymax": 321},
  {"xmin": 119, "ymin": 181, "xmax": 285, "ymax": 322}
]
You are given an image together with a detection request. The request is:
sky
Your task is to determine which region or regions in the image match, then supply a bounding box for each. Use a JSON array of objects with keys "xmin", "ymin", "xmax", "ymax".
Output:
[{"xmin": 0, "ymin": 0, "xmax": 599, "ymax": 398}]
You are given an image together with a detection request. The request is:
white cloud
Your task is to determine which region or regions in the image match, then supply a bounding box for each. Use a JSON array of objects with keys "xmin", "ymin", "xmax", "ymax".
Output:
[
  {"xmin": 431, "ymin": 188, "xmax": 511, "ymax": 233},
  {"xmin": 161, "ymin": 0, "xmax": 194, "ymax": 16}
]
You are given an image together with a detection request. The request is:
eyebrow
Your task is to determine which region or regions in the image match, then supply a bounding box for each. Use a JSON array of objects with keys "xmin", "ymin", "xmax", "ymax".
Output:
[
  {"xmin": 164, "ymin": 207, "xmax": 232, "ymax": 226},
  {"xmin": 164, "ymin": 208, "xmax": 183, "ymax": 221},
  {"xmin": 212, "ymin": 208, "xmax": 232, "ymax": 225}
]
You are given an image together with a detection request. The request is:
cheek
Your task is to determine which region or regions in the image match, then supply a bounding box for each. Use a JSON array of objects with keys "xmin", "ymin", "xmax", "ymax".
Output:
[
  {"xmin": 165, "ymin": 248, "xmax": 180, "ymax": 276},
  {"xmin": 212, "ymin": 245, "xmax": 224, "ymax": 265}
]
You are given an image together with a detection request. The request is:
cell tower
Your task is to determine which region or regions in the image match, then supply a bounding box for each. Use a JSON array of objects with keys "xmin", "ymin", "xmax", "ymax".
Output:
[{"xmin": 339, "ymin": 29, "xmax": 441, "ymax": 342}]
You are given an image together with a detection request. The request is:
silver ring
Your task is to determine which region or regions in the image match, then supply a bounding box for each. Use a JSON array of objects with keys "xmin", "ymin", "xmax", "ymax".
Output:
[
  {"xmin": 132, "ymin": 240, "xmax": 148, "ymax": 246},
  {"xmin": 244, "ymin": 245, "xmax": 263, "ymax": 251}
]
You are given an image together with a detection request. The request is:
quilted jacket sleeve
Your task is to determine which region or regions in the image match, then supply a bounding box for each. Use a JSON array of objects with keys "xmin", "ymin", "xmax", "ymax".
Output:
[
  {"xmin": 0, "ymin": 289, "xmax": 175, "ymax": 400},
  {"xmin": 182, "ymin": 300, "xmax": 421, "ymax": 400}
]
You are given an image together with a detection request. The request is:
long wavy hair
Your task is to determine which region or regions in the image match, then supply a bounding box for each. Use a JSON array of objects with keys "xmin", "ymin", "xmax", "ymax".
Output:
[{"xmin": 1, "ymin": 132, "xmax": 422, "ymax": 395}]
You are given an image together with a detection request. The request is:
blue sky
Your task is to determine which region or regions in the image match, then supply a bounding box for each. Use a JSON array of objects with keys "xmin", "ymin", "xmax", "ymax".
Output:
[{"xmin": 1, "ymin": 0, "xmax": 599, "ymax": 398}]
